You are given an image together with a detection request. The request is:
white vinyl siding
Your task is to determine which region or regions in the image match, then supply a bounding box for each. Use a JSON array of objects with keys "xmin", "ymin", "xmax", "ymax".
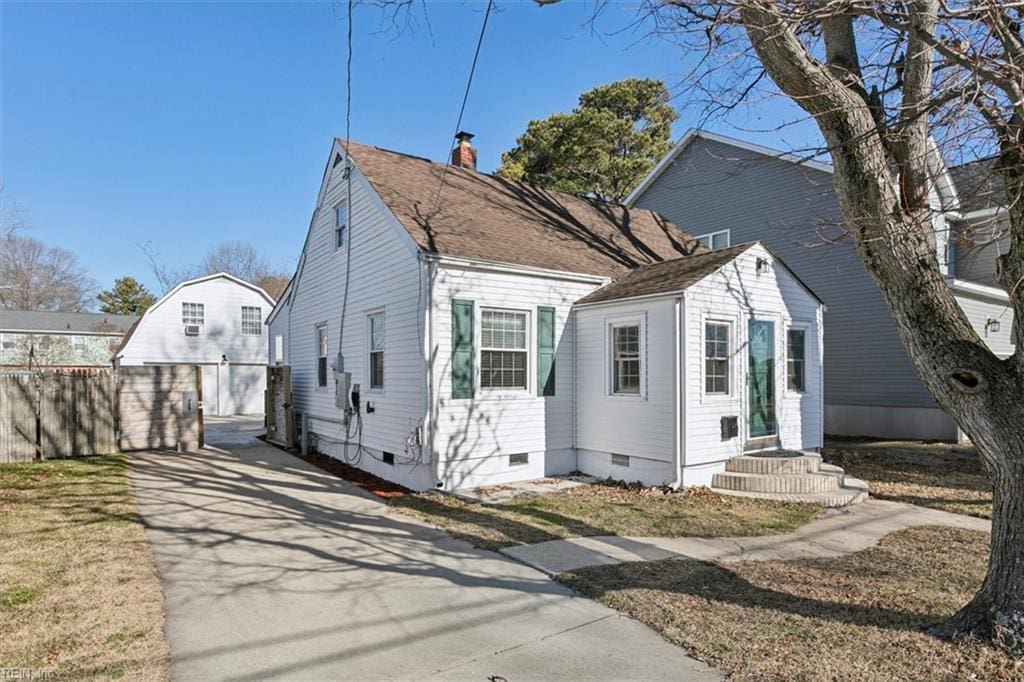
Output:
[
  {"xmin": 115, "ymin": 275, "xmax": 271, "ymax": 415},
  {"xmin": 264, "ymin": 140, "xmax": 429, "ymax": 490}
]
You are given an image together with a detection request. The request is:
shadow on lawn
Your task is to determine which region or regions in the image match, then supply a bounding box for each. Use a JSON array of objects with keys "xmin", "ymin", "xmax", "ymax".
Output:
[{"xmin": 559, "ymin": 556, "xmax": 947, "ymax": 633}]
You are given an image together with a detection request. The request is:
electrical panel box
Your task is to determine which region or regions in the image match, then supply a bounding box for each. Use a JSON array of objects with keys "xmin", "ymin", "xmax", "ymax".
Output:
[
  {"xmin": 721, "ymin": 416, "xmax": 739, "ymax": 441},
  {"xmin": 335, "ymin": 371, "xmax": 352, "ymax": 411}
]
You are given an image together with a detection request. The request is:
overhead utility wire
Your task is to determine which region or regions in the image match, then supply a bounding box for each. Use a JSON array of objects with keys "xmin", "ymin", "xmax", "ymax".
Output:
[
  {"xmin": 430, "ymin": 0, "xmax": 494, "ymax": 214},
  {"xmin": 339, "ymin": 0, "xmax": 354, "ymax": 350}
]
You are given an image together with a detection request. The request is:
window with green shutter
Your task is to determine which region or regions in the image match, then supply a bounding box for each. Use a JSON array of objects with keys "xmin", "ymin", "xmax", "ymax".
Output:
[
  {"xmin": 537, "ymin": 306, "xmax": 555, "ymax": 396},
  {"xmin": 451, "ymin": 299, "xmax": 475, "ymax": 398}
]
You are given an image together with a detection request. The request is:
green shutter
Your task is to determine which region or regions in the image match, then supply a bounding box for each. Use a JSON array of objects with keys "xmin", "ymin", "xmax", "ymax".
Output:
[
  {"xmin": 537, "ymin": 306, "xmax": 556, "ymax": 397},
  {"xmin": 451, "ymin": 299, "xmax": 475, "ymax": 399}
]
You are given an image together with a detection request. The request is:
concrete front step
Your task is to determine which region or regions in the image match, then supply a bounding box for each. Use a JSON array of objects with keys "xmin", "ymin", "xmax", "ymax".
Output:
[
  {"xmin": 725, "ymin": 454, "xmax": 822, "ymax": 475},
  {"xmin": 712, "ymin": 470, "xmax": 842, "ymax": 494},
  {"xmin": 712, "ymin": 477, "xmax": 870, "ymax": 508}
]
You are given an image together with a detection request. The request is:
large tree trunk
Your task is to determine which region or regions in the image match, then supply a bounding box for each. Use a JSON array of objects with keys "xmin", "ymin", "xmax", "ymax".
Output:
[{"xmin": 739, "ymin": 1, "xmax": 1024, "ymax": 656}]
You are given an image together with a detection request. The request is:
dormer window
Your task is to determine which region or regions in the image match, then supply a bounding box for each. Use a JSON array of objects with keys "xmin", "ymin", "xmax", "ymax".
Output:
[
  {"xmin": 335, "ymin": 203, "xmax": 348, "ymax": 249},
  {"xmin": 696, "ymin": 229, "xmax": 730, "ymax": 251}
]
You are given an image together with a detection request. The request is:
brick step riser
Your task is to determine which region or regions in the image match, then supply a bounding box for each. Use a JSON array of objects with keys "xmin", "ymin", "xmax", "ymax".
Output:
[
  {"xmin": 711, "ymin": 473, "xmax": 841, "ymax": 494},
  {"xmin": 725, "ymin": 456, "xmax": 822, "ymax": 475}
]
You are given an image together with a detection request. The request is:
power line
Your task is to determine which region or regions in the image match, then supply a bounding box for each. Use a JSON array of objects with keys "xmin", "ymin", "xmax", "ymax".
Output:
[{"xmin": 430, "ymin": 0, "xmax": 494, "ymax": 214}]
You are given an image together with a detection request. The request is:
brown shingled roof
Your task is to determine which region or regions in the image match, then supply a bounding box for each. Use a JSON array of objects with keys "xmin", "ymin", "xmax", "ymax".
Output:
[
  {"xmin": 343, "ymin": 140, "xmax": 705, "ymax": 278},
  {"xmin": 576, "ymin": 243, "xmax": 758, "ymax": 305}
]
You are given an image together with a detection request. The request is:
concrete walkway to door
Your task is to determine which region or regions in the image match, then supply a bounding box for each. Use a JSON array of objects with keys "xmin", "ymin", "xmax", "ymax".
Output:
[{"xmin": 131, "ymin": 439, "xmax": 720, "ymax": 680}]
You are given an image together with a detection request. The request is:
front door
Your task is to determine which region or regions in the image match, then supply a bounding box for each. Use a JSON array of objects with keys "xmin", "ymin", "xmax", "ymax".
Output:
[{"xmin": 748, "ymin": 319, "xmax": 777, "ymax": 438}]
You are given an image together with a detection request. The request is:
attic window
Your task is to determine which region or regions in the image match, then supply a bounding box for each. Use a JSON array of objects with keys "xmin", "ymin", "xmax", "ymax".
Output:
[
  {"xmin": 696, "ymin": 229, "xmax": 730, "ymax": 251},
  {"xmin": 333, "ymin": 153, "xmax": 343, "ymax": 167},
  {"xmin": 335, "ymin": 203, "xmax": 348, "ymax": 250}
]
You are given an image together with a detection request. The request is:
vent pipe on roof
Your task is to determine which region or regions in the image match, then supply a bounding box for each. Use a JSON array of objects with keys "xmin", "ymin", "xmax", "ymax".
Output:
[{"xmin": 451, "ymin": 131, "xmax": 477, "ymax": 170}]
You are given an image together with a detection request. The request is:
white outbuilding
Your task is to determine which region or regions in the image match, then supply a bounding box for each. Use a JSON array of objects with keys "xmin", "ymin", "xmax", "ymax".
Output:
[{"xmin": 115, "ymin": 273, "xmax": 274, "ymax": 416}]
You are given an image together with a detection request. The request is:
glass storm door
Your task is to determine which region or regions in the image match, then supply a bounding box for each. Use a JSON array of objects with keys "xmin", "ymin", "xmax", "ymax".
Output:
[{"xmin": 748, "ymin": 319, "xmax": 777, "ymax": 438}]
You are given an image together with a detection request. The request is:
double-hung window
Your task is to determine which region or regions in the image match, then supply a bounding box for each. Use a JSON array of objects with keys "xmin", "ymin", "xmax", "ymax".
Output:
[
  {"xmin": 182, "ymin": 302, "xmax": 204, "ymax": 327},
  {"xmin": 787, "ymin": 328, "xmax": 807, "ymax": 392},
  {"xmin": 241, "ymin": 306, "xmax": 262, "ymax": 335},
  {"xmin": 334, "ymin": 203, "xmax": 348, "ymax": 249},
  {"xmin": 705, "ymin": 322, "xmax": 730, "ymax": 395},
  {"xmin": 316, "ymin": 324, "xmax": 328, "ymax": 388},
  {"xmin": 368, "ymin": 312, "xmax": 384, "ymax": 390},
  {"xmin": 696, "ymin": 229, "xmax": 730, "ymax": 251},
  {"xmin": 480, "ymin": 310, "xmax": 527, "ymax": 390},
  {"xmin": 611, "ymin": 325, "xmax": 641, "ymax": 395}
]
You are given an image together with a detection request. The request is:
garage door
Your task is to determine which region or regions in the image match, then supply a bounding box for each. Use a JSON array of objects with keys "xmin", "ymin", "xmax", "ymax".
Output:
[{"xmin": 227, "ymin": 365, "xmax": 265, "ymax": 415}]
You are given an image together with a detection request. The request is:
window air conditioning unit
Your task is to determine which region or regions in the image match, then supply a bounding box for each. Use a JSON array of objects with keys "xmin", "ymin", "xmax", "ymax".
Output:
[{"xmin": 184, "ymin": 325, "xmax": 201, "ymax": 336}]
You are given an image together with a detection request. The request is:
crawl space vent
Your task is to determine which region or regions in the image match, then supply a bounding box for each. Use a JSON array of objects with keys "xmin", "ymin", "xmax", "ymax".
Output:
[
  {"xmin": 611, "ymin": 453, "xmax": 630, "ymax": 468},
  {"xmin": 382, "ymin": 451, "xmax": 395, "ymax": 465},
  {"xmin": 509, "ymin": 453, "xmax": 529, "ymax": 466}
]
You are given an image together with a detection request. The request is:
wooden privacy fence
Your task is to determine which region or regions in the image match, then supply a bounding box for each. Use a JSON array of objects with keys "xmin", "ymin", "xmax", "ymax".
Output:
[
  {"xmin": 0, "ymin": 371, "xmax": 117, "ymax": 463},
  {"xmin": 1, "ymin": 365, "xmax": 203, "ymax": 463}
]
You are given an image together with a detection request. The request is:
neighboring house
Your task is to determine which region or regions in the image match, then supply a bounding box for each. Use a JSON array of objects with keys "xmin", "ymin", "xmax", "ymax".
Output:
[
  {"xmin": 267, "ymin": 136, "xmax": 824, "ymax": 491},
  {"xmin": 115, "ymin": 273, "xmax": 273, "ymax": 416},
  {"xmin": 626, "ymin": 129, "xmax": 1016, "ymax": 440},
  {"xmin": 0, "ymin": 310, "xmax": 137, "ymax": 368}
]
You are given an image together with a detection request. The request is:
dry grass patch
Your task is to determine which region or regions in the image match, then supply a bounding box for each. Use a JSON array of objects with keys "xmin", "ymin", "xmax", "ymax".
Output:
[
  {"xmin": 390, "ymin": 483, "xmax": 821, "ymax": 551},
  {"xmin": 0, "ymin": 456, "xmax": 169, "ymax": 680},
  {"xmin": 559, "ymin": 526, "xmax": 1020, "ymax": 681},
  {"xmin": 825, "ymin": 438, "xmax": 992, "ymax": 518}
]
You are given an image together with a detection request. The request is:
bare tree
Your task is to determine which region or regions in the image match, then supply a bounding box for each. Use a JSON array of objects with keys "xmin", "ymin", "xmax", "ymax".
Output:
[
  {"xmin": 140, "ymin": 240, "xmax": 291, "ymax": 299},
  {"xmin": 562, "ymin": 0, "xmax": 1024, "ymax": 654},
  {"xmin": 0, "ymin": 233, "xmax": 98, "ymax": 311}
]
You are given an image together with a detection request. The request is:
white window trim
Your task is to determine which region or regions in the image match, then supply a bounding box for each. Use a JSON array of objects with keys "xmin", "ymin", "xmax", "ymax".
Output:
[
  {"xmin": 182, "ymin": 301, "xmax": 205, "ymax": 328},
  {"xmin": 604, "ymin": 312, "xmax": 647, "ymax": 400},
  {"xmin": 784, "ymin": 320, "xmax": 812, "ymax": 396},
  {"xmin": 241, "ymin": 306, "xmax": 263, "ymax": 336},
  {"xmin": 478, "ymin": 306, "xmax": 531, "ymax": 396},
  {"xmin": 315, "ymin": 322, "xmax": 329, "ymax": 390},
  {"xmin": 695, "ymin": 228, "xmax": 731, "ymax": 251},
  {"xmin": 700, "ymin": 313, "xmax": 737, "ymax": 403},
  {"xmin": 334, "ymin": 202, "xmax": 348, "ymax": 250},
  {"xmin": 366, "ymin": 308, "xmax": 385, "ymax": 394}
]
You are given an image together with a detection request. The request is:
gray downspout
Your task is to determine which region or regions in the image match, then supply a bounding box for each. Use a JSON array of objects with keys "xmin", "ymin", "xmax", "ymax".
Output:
[{"xmin": 671, "ymin": 294, "xmax": 686, "ymax": 489}]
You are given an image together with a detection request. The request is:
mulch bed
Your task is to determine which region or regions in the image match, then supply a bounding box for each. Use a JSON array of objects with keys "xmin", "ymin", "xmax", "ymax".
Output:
[{"xmin": 294, "ymin": 450, "xmax": 411, "ymax": 500}]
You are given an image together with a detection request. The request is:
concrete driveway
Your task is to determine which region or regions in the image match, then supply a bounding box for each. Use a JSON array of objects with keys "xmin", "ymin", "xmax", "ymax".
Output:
[{"xmin": 131, "ymin": 436, "xmax": 719, "ymax": 681}]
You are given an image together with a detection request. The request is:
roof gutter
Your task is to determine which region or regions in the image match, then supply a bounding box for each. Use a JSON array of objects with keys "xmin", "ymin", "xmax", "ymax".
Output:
[{"xmin": 423, "ymin": 253, "xmax": 609, "ymax": 285}]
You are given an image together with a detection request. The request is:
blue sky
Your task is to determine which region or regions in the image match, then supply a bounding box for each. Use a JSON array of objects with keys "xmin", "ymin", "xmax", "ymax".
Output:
[{"xmin": 2, "ymin": 0, "xmax": 817, "ymax": 299}]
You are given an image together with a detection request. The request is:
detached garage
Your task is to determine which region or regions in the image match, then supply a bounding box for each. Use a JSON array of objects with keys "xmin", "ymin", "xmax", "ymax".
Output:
[{"xmin": 115, "ymin": 273, "xmax": 273, "ymax": 416}]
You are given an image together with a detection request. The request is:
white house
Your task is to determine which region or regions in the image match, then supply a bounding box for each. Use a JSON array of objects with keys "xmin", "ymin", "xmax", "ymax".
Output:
[
  {"xmin": 268, "ymin": 136, "xmax": 832, "ymax": 495},
  {"xmin": 116, "ymin": 273, "xmax": 274, "ymax": 416}
]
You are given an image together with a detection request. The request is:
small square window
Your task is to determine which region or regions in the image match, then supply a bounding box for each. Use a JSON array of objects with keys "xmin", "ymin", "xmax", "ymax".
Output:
[
  {"xmin": 71, "ymin": 335, "xmax": 86, "ymax": 352},
  {"xmin": 241, "ymin": 306, "xmax": 262, "ymax": 335},
  {"xmin": 382, "ymin": 451, "xmax": 395, "ymax": 465},
  {"xmin": 182, "ymin": 302, "xmax": 205, "ymax": 327}
]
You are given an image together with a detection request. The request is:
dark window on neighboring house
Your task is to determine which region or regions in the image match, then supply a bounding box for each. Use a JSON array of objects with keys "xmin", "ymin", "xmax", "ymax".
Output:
[
  {"xmin": 787, "ymin": 328, "xmax": 807, "ymax": 392},
  {"xmin": 316, "ymin": 324, "xmax": 328, "ymax": 387}
]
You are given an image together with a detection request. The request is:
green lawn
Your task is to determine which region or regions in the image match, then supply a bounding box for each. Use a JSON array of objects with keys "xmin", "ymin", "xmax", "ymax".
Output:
[
  {"xmin": 0, "ymin": 456, "xmax": 169, "ymax": 680},
  {"xmin": 559, "ymin": 526, "xmax": 1014, "ymax": 680},
  {"xmin": 824, "ymin": 438, "xmax": 992, "ymax": 518},
  {"xmin": 389, "ymin": 482, "xmax": 821, "ymax": 551}
]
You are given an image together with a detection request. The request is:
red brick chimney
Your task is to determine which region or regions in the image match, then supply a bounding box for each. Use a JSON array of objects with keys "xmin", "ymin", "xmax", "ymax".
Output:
[{"xmin": 451, "ymin": 131, "xmax": 477, "ymax": 170}]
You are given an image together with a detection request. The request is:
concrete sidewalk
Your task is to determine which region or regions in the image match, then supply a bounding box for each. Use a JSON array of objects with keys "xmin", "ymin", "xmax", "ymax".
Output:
[
  {"xmin": 131, "ymin": 440, "xmax": 719, "ymax": 681},
  {"xmin": 500, "ymin": 499, "xmax": 992, "ymax": 575}
]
